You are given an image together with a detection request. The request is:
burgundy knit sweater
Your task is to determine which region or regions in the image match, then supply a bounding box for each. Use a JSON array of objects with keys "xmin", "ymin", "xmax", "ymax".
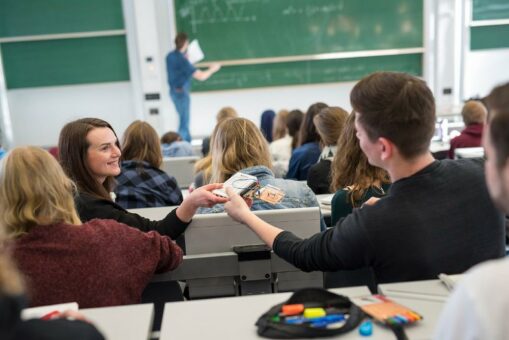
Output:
[
  {"xmin": 448, "ymin": 123, "xmax": 484, "ymax": 159},
  {"xmin": 12, "ymin": 219, "xmax": 183, "ymax": 308}
]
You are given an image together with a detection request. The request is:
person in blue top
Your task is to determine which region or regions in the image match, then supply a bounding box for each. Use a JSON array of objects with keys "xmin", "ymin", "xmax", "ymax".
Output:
[
  {"xmin": 166, "ymin": 32, "xmax": 221, "ymax": 142},
  {"xmin": 285, "ymin": 102, "xmax": 327, "ymax": 180}
]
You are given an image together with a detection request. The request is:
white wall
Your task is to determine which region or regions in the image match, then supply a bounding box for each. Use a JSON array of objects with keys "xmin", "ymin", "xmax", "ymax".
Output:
[
  {"xmin": 189, "ymin": 82, "xmax": 354, "ymax": 137},
  {"xmin": 7, "ymin": 82, "xmax": 135, "ymax": 146},
  {"xmin": 463, "ymin": 48, "xmax": 509, "ymax": 99}
]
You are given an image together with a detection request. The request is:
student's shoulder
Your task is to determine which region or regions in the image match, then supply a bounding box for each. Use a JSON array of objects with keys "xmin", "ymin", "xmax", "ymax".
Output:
[{"xmin": 440, "ymin": 158, "xmax": 485, "ymax": 178}]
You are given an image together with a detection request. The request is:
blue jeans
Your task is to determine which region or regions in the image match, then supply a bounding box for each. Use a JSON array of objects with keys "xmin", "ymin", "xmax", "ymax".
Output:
[{"xmin": 170, "ymin": 91, "xmax": 191, "ymax": 142}]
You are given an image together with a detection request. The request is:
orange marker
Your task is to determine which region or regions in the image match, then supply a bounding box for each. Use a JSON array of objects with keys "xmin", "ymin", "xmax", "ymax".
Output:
[{"xmin": 281, "ymin": 304, "xmax": 304, "ymax": 316}]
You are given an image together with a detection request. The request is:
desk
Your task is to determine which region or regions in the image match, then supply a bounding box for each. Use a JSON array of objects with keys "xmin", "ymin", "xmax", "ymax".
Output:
[
  {"xmin": 159, "ymin": 287, "xmax": 369, "ymax": 340},
  {"xmin": 80, "ymin": 304, "xmax": 154, "ymax": 340},
  {"xmin": 160, "ymin": 286, "xmax": 445, "ymax": 339},
  {"xmin": 378, "ymin": 279, "xmax": 451, "ymax": 302}
]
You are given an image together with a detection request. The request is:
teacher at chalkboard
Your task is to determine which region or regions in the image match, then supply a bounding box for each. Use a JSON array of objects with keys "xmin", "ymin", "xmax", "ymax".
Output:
[{"xmin": 166, "ymin": 32, "xmax": 221, "ymax": 142}]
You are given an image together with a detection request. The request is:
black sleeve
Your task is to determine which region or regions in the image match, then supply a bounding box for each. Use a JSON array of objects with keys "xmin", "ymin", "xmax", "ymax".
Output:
[
  {"xmin": 111, "ymin": 208, "xmax": 190, "ymax": 240},
  {"xmin": 272, "ymin": 212, "xmax": 374, "ymax": 272},
  {"xmin": 14, "ymin": 319, "xmax": 104, "ymax": 340},
  {"xmin": 77, "ymin": 195, "xmax": 190, "ymax": 239}
]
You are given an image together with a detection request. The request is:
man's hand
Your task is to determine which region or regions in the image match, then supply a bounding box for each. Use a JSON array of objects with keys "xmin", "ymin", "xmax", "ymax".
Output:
[
  {"xmin": 209, "ymin": 63, "xmax": 221, "ymax": 73},
  {"xmin": 224, "ymin": 186, "xmax": 252, "ymax": 224}
]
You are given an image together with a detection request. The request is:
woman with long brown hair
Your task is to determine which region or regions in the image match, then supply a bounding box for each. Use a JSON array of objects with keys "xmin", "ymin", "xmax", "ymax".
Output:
[
  {"xmin": 58, "ymin": 118, "xmax": 226, "ymax": 239},
  {"xmin": 285, "ymin": 103, "xmax": 327, "ymax": 180},
  {"xmin": 329, "ymin": 112, "xmax": 391, "ymax": 225}
]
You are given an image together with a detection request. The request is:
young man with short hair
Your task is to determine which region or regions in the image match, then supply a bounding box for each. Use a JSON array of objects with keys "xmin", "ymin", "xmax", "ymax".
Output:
[
  {"xmin": 224, "ymin": 72, "xmax": 505, "ymax": 285},
  {"xmin": 448, "ymin": 100, "xmax": 487, "ymax": 158}
]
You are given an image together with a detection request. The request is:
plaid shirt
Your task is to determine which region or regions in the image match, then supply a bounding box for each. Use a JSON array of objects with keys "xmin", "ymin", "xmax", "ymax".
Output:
[{"xmin": 115, "ymin": 160, "xmax": 183, "ymax": 209}]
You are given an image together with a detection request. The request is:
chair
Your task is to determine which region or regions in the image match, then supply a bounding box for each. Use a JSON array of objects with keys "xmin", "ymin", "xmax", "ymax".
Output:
[{"xmin": 161, "ymin": 156, "xmax": 199, "ymax": 189}]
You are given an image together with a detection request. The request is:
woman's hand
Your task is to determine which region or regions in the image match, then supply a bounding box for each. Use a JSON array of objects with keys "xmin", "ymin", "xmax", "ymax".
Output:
[
  {"xmin": 224, "ymin": 186, "xmax": 252, "ymax": 224},
  {"xmin": 176, "ymin": 183, "xmax": 228, "ymax": 222}
]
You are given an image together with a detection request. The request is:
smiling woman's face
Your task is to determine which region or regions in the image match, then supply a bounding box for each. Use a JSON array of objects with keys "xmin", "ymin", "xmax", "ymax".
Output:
[{"xmin": 86, "ymin": 127, "xmax": 121, "ymax": 184}]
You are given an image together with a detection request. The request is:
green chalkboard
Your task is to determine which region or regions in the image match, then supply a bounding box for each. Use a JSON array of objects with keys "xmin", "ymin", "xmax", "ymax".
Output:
[
  {"xmin": 175, "ymin": 0, "xmax": 423, "ymax": 61},
  {"xmin": 2, "ymin": 36, "xmax": 130, "ymax": 89},
  {"xmin": 473, "ymin": 0, "xmax": 509, "ymax": 21},
  {"xmin": 192, "ymin": 54, "xmax": 422, "ymax": 92},
  {"xmin": 0, "ymin": 0, "xmax": 124, "ymax": 38},
  {"xmin": 471, "ymin": 25, "xmax": 509, "ymax": 50}
]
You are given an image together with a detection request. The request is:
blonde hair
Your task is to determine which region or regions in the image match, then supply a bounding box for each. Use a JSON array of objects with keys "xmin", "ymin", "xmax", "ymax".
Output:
[
  {"xmin": 0, "ymin": 147, "xmax": 81, "ymax": 238},
  {"xmin": 313, "ymin": 106, "xmax": 348, "ymax": 146},
  {"xmin": 0, "ymin": 251, "xmax": 24, "ymax": 296},
  {"xmin": 210, "ymin": 118, "xmax": 272, "ymax": 183},
  {"xmin": 462, "ymin": 100, "xmax": 487, "ymax": 125},
  {"xmin": 0, "ymin": 223, "xmax": 24, "ymax": 295},
  {"xmin": 330, "ymin": 113, "xmax": 390, "ymax": 203},
  {"xmin": 216, "ymin": 106, "xmax": 238, "ymax": 123},
  {"xmin": 121, "ymin": 120, "xmax": 162, "ymax": 168},
  {"xmin": 194, "ymin": 155, "xmax": 212, "ymax": 184},
  {"xmin": 272, "ymin": 110, "xmax": 289, "ymax": 141}
]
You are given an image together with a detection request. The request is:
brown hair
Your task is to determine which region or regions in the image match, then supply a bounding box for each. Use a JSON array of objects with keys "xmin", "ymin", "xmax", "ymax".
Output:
[
  {"xmin": 121, "ymin": 120, "xmax": 162, "ymax": 168},
  {"xmin": 351, "ymin": 72, "xmax": 436, "ymax": 159},
  {"xmin": 161, "ymin": 131, "xmax": 181, "ymax": 144},
  {"xmin": 462, "ymin": 100, "xmax": 487, "ymax": 125},
  {"xmin": 287, "ymin": 109, "xmax": 304, "ymax": 150},
  {"xmin": 487, "ymin": 82, "xmax": 509, "ymax": 169},
  {"xmin": 0, "ymin": 147, "xmax": 81, "ymax": 238},
  {"xmin": 59, "ymin": 118, "xmax": 120, "ymax": 201},
  {"xmin": 216, "ymin": 106, "xmax": 238, "ymax": 123},
  {"xmin": 330, "ymin": 113, "xmax": 390, "ymax": 203},
  {"xmin": 272, "ymin": 110, "xmax": 289, "ymax": 141},
  {"xmin": 298, "ymin": 103, "xmax": 328, "ymax": 147},
  {"xmin": 210, "ymin": 118, "xmax": 272, "ymax": 183},
  {"xmin": 313, "ymin": 106, "xmax": 349, "ymax": 146},
  {"xmin": 175, "ymin": 32, "xmax": 188, "ymax": 50}
]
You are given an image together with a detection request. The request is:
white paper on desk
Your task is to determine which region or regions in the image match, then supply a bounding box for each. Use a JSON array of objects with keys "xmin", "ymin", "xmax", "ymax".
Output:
[
  {"xmin": 21, "ymin": 302, "xmax": 79, "ymax": 320},
  {"xmin": 187, "ymin": 39, "xmax": 204, "ymax": 64}
]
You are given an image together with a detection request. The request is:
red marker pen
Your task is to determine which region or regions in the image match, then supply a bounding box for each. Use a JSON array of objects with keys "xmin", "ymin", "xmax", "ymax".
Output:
[{"xmin": 41, "ymin": 310, "xmax": 60, "ymax": 320}]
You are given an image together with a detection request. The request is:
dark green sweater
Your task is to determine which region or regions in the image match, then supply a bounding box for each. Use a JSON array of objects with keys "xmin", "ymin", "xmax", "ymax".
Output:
[{"xmin": 330, "ymin": 184, "xmax": 391, "ymax": 225}]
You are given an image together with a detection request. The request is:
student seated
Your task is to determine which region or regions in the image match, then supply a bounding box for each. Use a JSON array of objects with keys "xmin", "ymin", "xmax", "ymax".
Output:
[
  {"xmin": 160, "ymin": 131, "xmax": 194, "ymax": 158},
  {"xmin": 260, "ymin": 109, "xmax": 276, "ymax": 143},
  {"xmin": 329, "ymin": 113, "xmax": 391, "ymax": 225},
  {"xmin": 201, "ymin": 106, "xmax": 238, "ymax": 157},
  {"xmin": 224, "ymin": 72, "xmax": 505, "ymax": 285},
  {"xmin": 448, "ymin": 100, "xmax": 486, "ymax": 158},
  {"xmin": 0, "ymin": 226, "xmax": 104, "ymax": 340},
  {"xmin": 58, "ymin": 118, "xmax": 227, "ymax": 239},
  {"xmin": 269, "ymin": 109, "xmax": 303, "ymax": 178},
  {"xmin": 193, "ymin": 106, "xmax": 238, "ymax": 187},
  {"xmin": 307, "ymin": 106, "xmax": 348, "ymax": 194},
  {"xmin": 286, "ymin": 103, "xmax": 327, "ymax": 180},
  {"xmin": 115, "ymin": 121, "xmax": 183, "ymax": 209},
  {"xmin": 434, "ymin": 83, "xmax": 509, "ymax": 340},
  {"xmin": 198, "ymin": 117, "xmax": 322, "ymax": 220},
  {"xmin": 0, "ymin": 147, "xmax": 183, "ymax": 308}
]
